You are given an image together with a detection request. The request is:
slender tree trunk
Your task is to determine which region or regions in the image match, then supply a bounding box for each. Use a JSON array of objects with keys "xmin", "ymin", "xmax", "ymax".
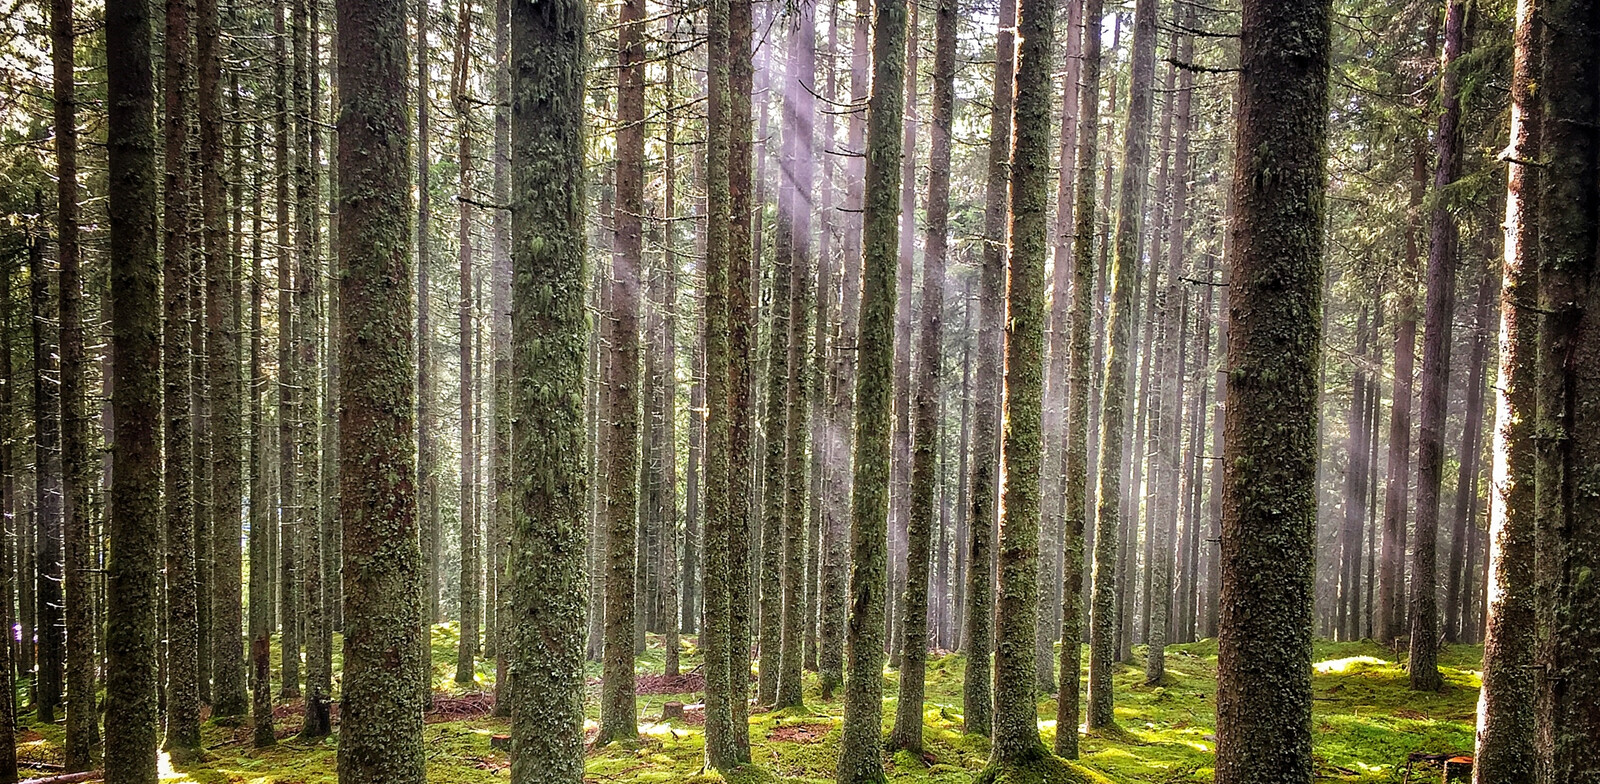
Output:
[
  {"xmin": 1087, "ymin": 0, "xmax": 1158, "ymax": 730},
  {"xmin": 161, "ymin": 0, "xmax": 201, "ymax": 751},
  {"xmin": 962, "ymin": 0, "xmax": 1016, "ymax": 737},
  {"xmin": 333, "ymin": 0, "xmax": 427, "ymax": 777},
  {"xmin": 53, "ymin": 0, "xmax": 98, "ymax": 765},
  {"xmin": 1472, "ymin": 1, "xmax": 1539, "ymax": 777},
  {"xmin": 700, "ymin": 0, "xmax": 739, "ymax": 766},
  {"xmin": 891, "ymin": 0, "xmax": 954, "ymax": 748},
  {"xmin": 104, "ymin": 0, "xmax": 162, "ymax": 773},
  {"xmin": 0, "ymin": 232, "xmax": 17, "ymax": 784},
  {"xmin": 248, "ymin": 127, "xmax": 277, "ymax": 749},
  {"xmin": 727, "ymin": 0, "xmax": 757, "ymax": 757},
  {"xmin": 416, "ymin": 0, "xmax": 440, "ymax": 629},
  {"xmin": 1445, "ymin": 264, "xmax": 1493, "ymax": 643},
  {"xmin": 1340, "ymin": 307, "xmax": 1372, "ymax": 643},
  {"xmin": 1056, "ymin": 0, "xmax": 1102, "ymax": 757},
  {"xmin": 836, "ymin": 0, "xmax": 907, "ymax": 774},
  {"xmin": 275, "ymin": 0, "xmax": 302, "ymax": 699},
  {"xmin": 451, "ymin": 0, "xmax": 481, "ymax": 689}
]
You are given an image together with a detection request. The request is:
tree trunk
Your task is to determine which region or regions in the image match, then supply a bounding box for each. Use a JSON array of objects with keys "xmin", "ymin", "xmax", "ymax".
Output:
[
  {"xmin": 1531, "ymin": 0, "xmax": 1600, "ymax": 777},
  {"xmin": 275, "ymin": 0, "xmax": 302, "ymax": 699},
  {"xmin": 1472, "ymin": 0, "xmax": 1538, "ymax": 776},
  {"xmin": 726, "ymin": 0, "xmax": 756, "ymax": 758},
  {"xmin": 451, "ymin": 0, "xmax": 481, "ymax": 691},
  {"xmin": 104, "ymin": 0, "xmax": 163, "ymax": 773},
  {"xmin": 1444, "ymin": 263, "xmax": 1493, "ymax": 643},
  {"xmin": 1087, "ymin": 0, "xmax": 1158, "ymax": 731},
  {"xmin": 962, "ymin": 0, "xmax": 1015, "ymax": 738},
  {"xmin": 596, "ymin": 0, "xmax": 643, "ymax": 742},
  {"xmin": 986, "ymin": 0, "xmax": 1057, "ymax": 767},
  {"xmin": 1213, "ymin": 0, "xmax": 1331, "ymax": 781},
  {"xmin": 891, "ymin": 0, "xmax": 953, "ymax": 749},
  {"xmin": 836, "ymin": 0, "xmax": 907, "ymax": 775},
  {"xmin": 332, "ymin": 0, "xmax": 427, "ymax": 776},
  {"xmin": 415, "ymin": 0, "xmax": 440, "ymax": 629},
  {"xmin": 1407, "ymin": 0, "xmax": 1468, "ymax": 692},
  {"xmin": 1056, "ymin": 0, "xmax": 1102, "ymax": 757},
  {"xmin": 248, "ymin": 127, "xmax": 277, "ymax": 749}
]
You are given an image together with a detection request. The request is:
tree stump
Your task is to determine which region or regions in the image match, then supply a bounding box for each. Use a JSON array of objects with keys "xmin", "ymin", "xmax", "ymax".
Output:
[
  {"xmin": 662, "ymin": 701, "xmax": 685, "ymax": 721},
  {"xmin": 490, "ymin": 734, "xmax": 511, "ymax": 751}
]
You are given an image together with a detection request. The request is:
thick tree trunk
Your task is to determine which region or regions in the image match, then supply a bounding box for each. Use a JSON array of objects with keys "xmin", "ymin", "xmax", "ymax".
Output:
[
  {"xmin": 1532, "ymin": 0, "xmax": 1600, "ymax": 777},
  {"xmin": 1472, "ymin": 2, "xmax": 1539, "ymax": 777},
  {"xmin": 104, "ymin": 0, "xmax": 162, "ymax": 774},
  {"xmin": 727, "ymin": 0, "xmax": 756, "ymax": 757},
  {"xmin": 836, "ymin": 0, "xmax": 906, "ymax": 774},
  {"xmin": 1213, "ymin": 0, "xmax": 1331, "ymax": 781},
  {"xmin": 333, "ymin": 0, "xmax": 427, "ymax": 777},
  {"xmin": 985, "ymin": 0, "xmax": 1058, "ymax": 767}
]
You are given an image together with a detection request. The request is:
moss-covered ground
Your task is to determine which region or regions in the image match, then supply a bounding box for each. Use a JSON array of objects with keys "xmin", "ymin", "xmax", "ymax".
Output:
[{"xmin": 16, "ymin": 630, "xmax": 1483, "ymax": 782}]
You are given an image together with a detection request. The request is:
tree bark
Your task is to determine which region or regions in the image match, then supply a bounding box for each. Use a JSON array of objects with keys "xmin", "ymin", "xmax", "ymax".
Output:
[
  {"xmin": 333, "ymin": 0, "xmax": 427, "ymax": 777},
  {"xmin": 1472, "ymin": 1, "xmax": 1539, "ymax": 777},
  {"xmin": 837, "ymin": 0, "xmax": 907, "ymax": 775},
  {"xmin": 1213, "ymin": 1, "xmax": 1331, "ymax": 782},
  {"xmin": 104, "ymin": 0, "xmax": 162, "ymax": 774},
  {"xmin": 1407, "ymin": 0, "xmax": 1468, "ymax": 692}
]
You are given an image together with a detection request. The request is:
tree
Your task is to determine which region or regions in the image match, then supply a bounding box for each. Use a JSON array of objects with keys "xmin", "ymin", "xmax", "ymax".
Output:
[
  {"xmin": 504, "ymin": 0, "xmax": 589, "ymax": 776},
  {"xmin": 202, "ymin": 0, "xmax": 247, "ymax": 720},
  {"xmin": 333, "ymin": 0, "xmax": 427, "ymax": 778},
  {"xmin": 963, "ymin": 0, "xmax": 1015, "ymax": 737},
  {"xmin": 275, "ymin": 0, "xmax": 302, "ymax": 699},
  {"xmin": 249, "ymin": 122, "xmax": 277, "ymax": 750},
  {"xmin": 1212, "ymin": 0, "xmax": 1332, "ymax": 782},
  {"xmin": 836, "ymin": 0, "xmax": 906, "ymax": 777},
  {"xmin": 596, "ymin": 0, "xmax": 643, "ymax": 743},
  {"xmin": 1531, "ymin": 0, "xmax": 1599, "ymax": 776},
  {"xmin": 1473, "ymin": 0, "xmax": 1539, "ymax": 778},
  {"xmin": 1056, "ymin": 0, "xmax": 1103, "ymax": 757},
  {"xmin": 777, "ymin": 0, "xmax": 817, "ymax": 711},
  {"xmin": 1407, "ymin": 0, "xmax": 1468, "ymax": 692},
  {"xmin": 416, "ymin": 0, "xmax": 441, "ymax": 627},
  {"xmin": 0, "ymin": 259, "xmax": 16, "ymax": 784},
  {"xmin": 1088, "ymin": 0, "xmax": 1158, "ymax": 732},
  {"xmin": 52, "ymin": 0, "xmax": 99, "ymax": 765},
  {"xmin": 105, "ymin": 0, "xmax": 162, "ymax": 775},
  {"xmin": 162, "ymin": 0, "xmax": 202, "ymax": 753},
  {"xmin": 983, "ymin": 0, "xmax": 1062, "ymax": 770},
  {"xmin": 452, "ymin": 0, "xmax": 483, "ymax": 689},
  {"xmin": 890, "ymin": 0, "xmax": 954, "ymax": 752}
]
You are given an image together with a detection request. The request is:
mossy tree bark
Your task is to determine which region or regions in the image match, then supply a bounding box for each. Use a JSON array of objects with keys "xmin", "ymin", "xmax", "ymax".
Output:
[
  {"xmin": 890, "ymin": 0, "xmax": 954, "ymax": 752},
  {"xmin": 53, "ymin": 0, "xmax": 100, "ymax": 765},
  {"xmin": 248, "ymin": 131, "xmax": 277, "ymax": 749},
  {"xmin": 758, "ymin": 133, "xmax": 793, "ymax": 706},
  {"xmin": 1407, "ymin": 0, "xmax": 1468, "ymax": 693},
  {"xmin": 201, "ymin": 0, "xmax": 247, "ymax": 721},
  {"xmin": 776, "ymin": 0, "xmax": 817, "ymax": 711},
  {"xmin": 1056, "ymin": 0, "xmax": 1102, "ymax": 757},
  {"xmin": 504, "ymin": 0, "xmax": 590, "ymax": 778},
  {"xmin": 333, "ymin": 0, "xmax": 427, "ymax": 778},
  {"xmin": 162, "ymin": 0, "xmax": 202, "ymax": 753},
  {"xmin": 1532, "ymin": 0, "xmax": 1600, "ymax": 777},
  {"xmin": 1087, "ymin": 0, "xmax": 1158, "ymax": 732},
  {"xmin": 700, "ymin": 0, "xmax": 740, "ymax": 766},
  {"xmin": 1212, "ymin": 0, "xmax": 1331, "ymax": 781},
  {"xmin": 597, "ymin": 0, "xmax": 643, "ymax": 743},
  {"xmin": 836, "ymin": 0, "xmax": 906, "ymax": 777},
  {"xmin": 986, "ymin": 0, "xmax": 1056, "ymax": 768},
  {"xmin": 297, "ymin": 0, "xmax": 331, "ymax": 735},
  {"xmin": 962, "ymin": 0, "xmax": 1015, "ymax": 737},
  {"xmin": 1473, "ymin": 0, "xmax": 1539, "ymax": 777},
  {"xmin": 727, "ymin": 0, "xmax": 756, "ymax": 758},
  {"xmin": 453, "ymin": 0, "xmax": 482, "ymax": 689},
  {"xmin": 105, "ymin": 0, "xmax": 162, "ymax": 775}
]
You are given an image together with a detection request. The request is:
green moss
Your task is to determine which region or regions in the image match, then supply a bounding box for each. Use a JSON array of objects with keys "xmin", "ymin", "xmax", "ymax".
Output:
[{"xmin": 27, "ymin": 631, "xmax": 1486, "ymax": 783}]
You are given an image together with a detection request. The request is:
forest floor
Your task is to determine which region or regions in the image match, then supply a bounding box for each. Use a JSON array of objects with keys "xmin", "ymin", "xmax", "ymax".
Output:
[{"xmin": 16, "ymin": 628, "xmax": 1483, "ymax": 783}]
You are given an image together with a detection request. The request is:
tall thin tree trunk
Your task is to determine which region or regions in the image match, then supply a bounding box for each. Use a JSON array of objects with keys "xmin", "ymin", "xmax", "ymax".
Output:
[
  {"xmin": 1087, "ymin": 0, "xmax": 1158, "ymax": 731},
  {"xmin": 1445, "ymin": 263, "xmax": 1493, "ymax": 643},
  {"xmin": 962, "ymin": 0, "xmax": 1016, "ymax": 737}
]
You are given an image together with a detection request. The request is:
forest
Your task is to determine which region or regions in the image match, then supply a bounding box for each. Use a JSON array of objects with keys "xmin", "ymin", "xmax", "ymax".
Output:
[{"xmin": 0, "ymin": 0, "xmax": 1595, "ymax": 780}]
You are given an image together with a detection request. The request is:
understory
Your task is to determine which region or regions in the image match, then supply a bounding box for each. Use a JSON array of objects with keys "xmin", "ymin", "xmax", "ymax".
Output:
[{"xmin": 16, "ymin": 631, "xmax": 1482, "ymax": 783}]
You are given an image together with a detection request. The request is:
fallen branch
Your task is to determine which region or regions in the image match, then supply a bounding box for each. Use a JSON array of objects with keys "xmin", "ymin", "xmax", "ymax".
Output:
[{"xmin": 19, "ymin": 771, "xmax": 104, "ymax": 784}]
